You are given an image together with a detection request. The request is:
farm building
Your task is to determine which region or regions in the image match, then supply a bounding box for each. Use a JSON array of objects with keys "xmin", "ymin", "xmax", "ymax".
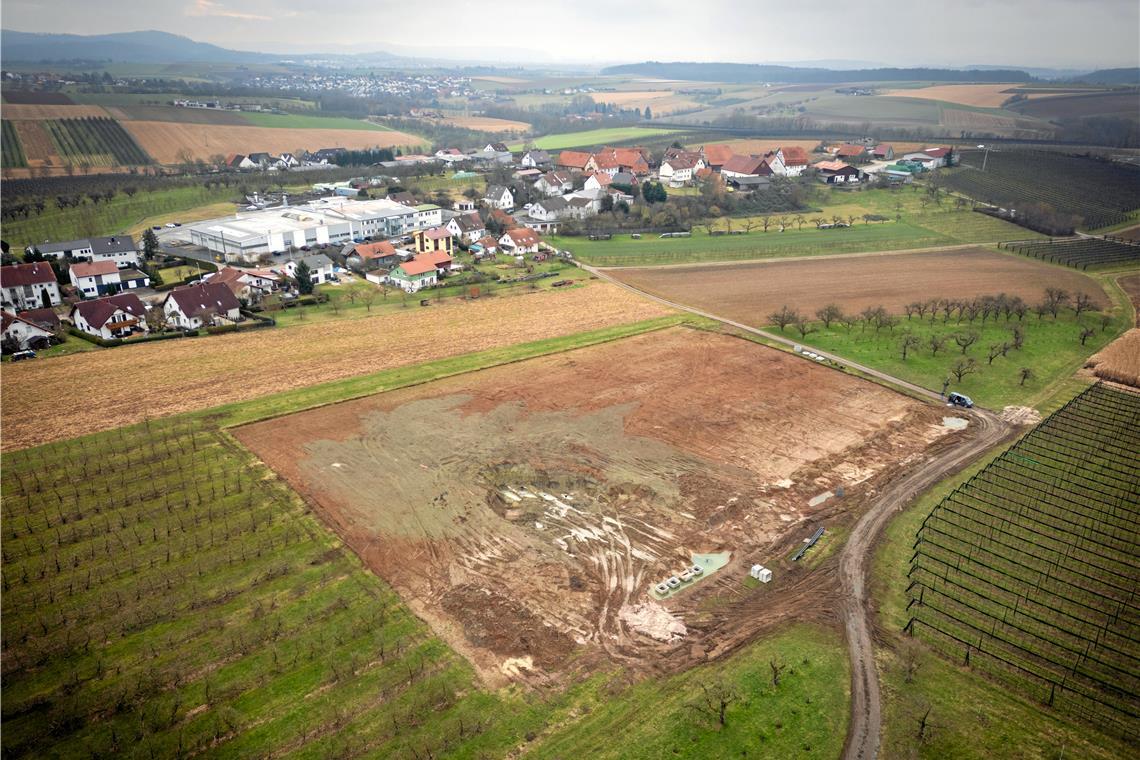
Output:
[
  {"xmin": 721, "ymin": 154, "xmax": 773, "ymax": 181},
  {"xmin": 814, "ymin": 161, "xmax": 863, "ymax": 184},
  {"xmin": 69, "ymin": 293, "xmax": 149, "ymax": 340},
  {"xmin": 1, "ymin": 262, "xmax": 62, "ymax": 310}
]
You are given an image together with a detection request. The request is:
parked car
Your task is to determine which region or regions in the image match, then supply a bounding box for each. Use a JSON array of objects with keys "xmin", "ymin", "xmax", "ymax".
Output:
[
  {"xmin": 10, "ymin": 350, "xmax": 37, "ymax": 361},
  {"xmin": 947, "ymin": 392, "xmax": 974, "ymax": 408},
  {"xmin": 165, "ymin": 223, "xmax": 177, "ymax": 228}
]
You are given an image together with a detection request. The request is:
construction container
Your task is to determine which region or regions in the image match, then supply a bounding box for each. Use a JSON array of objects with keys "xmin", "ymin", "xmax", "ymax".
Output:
[{"xmin": 750, "ymin": 565, "xmax": 773, "ymax": 583}]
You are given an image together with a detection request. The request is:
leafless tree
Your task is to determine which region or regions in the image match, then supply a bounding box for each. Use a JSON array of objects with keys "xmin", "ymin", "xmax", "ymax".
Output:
[
  {"xmin": 1044, "ymin": 287, "xmax": 1070, "ymax": 319},
  {"xmin": 986, "ymin": 343, "xmax": 1007, "ymax": 364},
  {"xmin": 928, "ymin": 334, "xmax": 948, "ymax": 357},
  {"xmin": 769, "ymin": 657, "xmax": 788, "ymax": 686},
  {"xmin": 1073, "ymin": 291, "xmax": 1096, "ymax": 318},
  {"xmin": 1079, "ymin": 325, "xmax": 1096, "ymax": 345},
  {"xmin": 688, "ymin": 679, "xmax": 739, "ymax": 729},
  {"xmin": 795, "ymin": 319, "xmax": 816, "ymax": 339},
  {"xmin": 815, "ymin": 303, "xmax": 843, "ymax": 329},
  {"xmin": 1009, "ymin": 323, "xmax": 1025, "ymax": 350},
  {"xmin": 954, "ymin": 331, "xmax": 979, "ymax": 354},
  {"xmin": 360, "ymin": 287, "xmax": 378, "ymax": 312},
  {"xmin": 949, "ymin": 357, "xmax": 978, "ymax": 382},
  {"xmin": 769, "ymin": 305, "xmax": 800, "ymax": 332},
  {"xmin": 1018, "ymin": 367, "xmax": 1035, "ymax": 386},
  {"xmin": 901, "ymin": 332, "xmax": 922, "ymax": 360}
]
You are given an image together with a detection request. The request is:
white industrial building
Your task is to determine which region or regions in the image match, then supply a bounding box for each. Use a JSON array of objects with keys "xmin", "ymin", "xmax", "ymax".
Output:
[{"xmin": 188, "ymin": 197, "xmax": 434, "ymax": 263}]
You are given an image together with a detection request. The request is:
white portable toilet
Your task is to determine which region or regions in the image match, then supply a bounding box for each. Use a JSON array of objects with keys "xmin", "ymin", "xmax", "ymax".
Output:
[{"xmin": 750, "ymin": 565, "xmax": 773, "ymax": 583}]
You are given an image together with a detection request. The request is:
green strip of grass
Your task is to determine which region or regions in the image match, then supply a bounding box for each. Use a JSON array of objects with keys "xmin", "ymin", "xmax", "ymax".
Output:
[
  {"xmin": 508, "ymin": 126, "xmax": 677, "ymax": 151},
  {"xmin": 237, "ymin": 112, "xmax": 396, "ymax": 131}
]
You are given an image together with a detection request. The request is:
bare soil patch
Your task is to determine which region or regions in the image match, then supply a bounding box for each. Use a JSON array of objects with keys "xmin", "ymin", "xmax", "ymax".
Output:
[
  {"xmin": 700, "ymin": 138, "xmax": 822, "ymax": 156},
  {"xmin": 0, "ymin": 283, "xmax": 669, "ymax": 451},
  {"xmin": 610, "ymin": 248, "xmax": 1107, "ymax": 327},
  {"xmin": 235, "ymin": 328, "xmax": 957, "ymax": 686},
  {"xmin": 121, "ymin": 121, "xmax": 423, "ymax": 163},
  {"xmin": 1120, "ymin": 273, "xmax": 1140, "ymax": 325},
  {"xmin": 13, "ymin": 120, "xmax": 60, "ymax": 165},
  {"xmin": 3, "ymin": 91, "xmax": 75, "ymax": 105}
]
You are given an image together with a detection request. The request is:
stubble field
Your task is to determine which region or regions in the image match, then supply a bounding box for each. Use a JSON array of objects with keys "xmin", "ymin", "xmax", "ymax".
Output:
[
  {"xmin": 883, "ymin": 84, "xmax": 1020, "ymax": 108},
  {"xmin": 609, "ymin": 248, "xmax": 1107, "ymax": 326},
  {"xmin": 0, "ymin": 284, "xmax": 671, "ymax": 451},
  {"xmin": 236, "ymin": 327, "xmax": 957, "ymax": 686}
]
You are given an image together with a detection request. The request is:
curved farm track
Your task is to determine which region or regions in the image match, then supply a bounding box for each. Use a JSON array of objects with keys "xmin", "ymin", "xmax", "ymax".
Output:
[{"xmin": 587, "ymin": 263, "xmax": 1017, "ymax": 759}]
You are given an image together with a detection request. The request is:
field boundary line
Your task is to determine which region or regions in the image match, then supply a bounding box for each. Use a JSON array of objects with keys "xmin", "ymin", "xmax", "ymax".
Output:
[{"xmin": 592, "ymin": 242, "xmax": 985, "ymax": 271}]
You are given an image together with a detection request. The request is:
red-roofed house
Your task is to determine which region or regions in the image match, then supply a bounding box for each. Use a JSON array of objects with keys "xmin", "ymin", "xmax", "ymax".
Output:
[
  {"xmin": 498, "ymin": 227, "xmax": 542, "ymax": 254},
  {"xmin": 69, "ymin": 293, "xmax": 149, "ymax": 340},
  {"xmin": 1, "ymin": 262, "xmax": 62, "ymax": 310},
  {"xmin": 387, "ymin": 257, "xmax": 438, "ymax": 292},
  {"xmin": 204, "ymin": 266, "xmax": 280, "ymax": 299},
  {"xmin": 69, "ymin": 260, "xmax": 150, "ymax": 299},
  {"xmin": 780, "ymin": 146, "xmax": 810, "ymax": 176},
  {"xmin": 556, "ymin": 150, "xmax": 592, "ymax": 172},
  {"xmin": 1, "ymin": 310, "xmax": 55, "ymax": 350},
  {"xmin": 701, "ymin": 144, "xmax": 736, "ymax": 172},
  {"xmin": 163, "ymin": 282, "xmax": 242, "ymax": 329},
  {"xmin": 414, "ymin": 227, "xmax": 455, "ymax": 256},
  {"xmin": 659, "ymin": 155, "xmax": 704, "ymax": 186},
  {"xmin": 417, "ymin": 249, "xmax": 456, "ymax": 274},
  {"xmin": 872, "ymin": 144, "xmax": 895, "ymax": 161},
  {"xmin": 584, "ymin": 172, "xmax": 614, "ymax": 192},
  {"xmin": 923, "ymin": 147, "xmax": 951, "ymax": 168},
  {"xmin": 721, "ymin": 154, "xmax": 773, "ymax": 181}
]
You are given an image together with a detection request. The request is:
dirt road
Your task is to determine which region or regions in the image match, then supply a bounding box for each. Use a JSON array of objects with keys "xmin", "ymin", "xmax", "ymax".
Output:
[{"xmin": 583, "ymin": 262, "xmax": 1016, "ymax": 759}]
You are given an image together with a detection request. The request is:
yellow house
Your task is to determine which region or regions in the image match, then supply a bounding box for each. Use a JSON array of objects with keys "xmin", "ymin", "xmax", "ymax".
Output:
[{"xmin": 414, "ymin": 227, "xmax": 455, "ymax": 255}]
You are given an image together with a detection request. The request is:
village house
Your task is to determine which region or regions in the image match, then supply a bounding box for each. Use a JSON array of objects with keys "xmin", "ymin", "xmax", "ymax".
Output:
[
  {"xmin": 387, "ymin": 258, "xmax": 438, "ymax": 293},
  {"xmin": 414, "ymin": 227, "xmax": 456, "ymax": 256},
  {"xmin": 163, "ymin": 282, "xmax": 242, "ymax": 329},
  {"xmin": 17, "ymin": 307, "xmax": 61, "ymax": 334},
  {"xmin": 414, "ymin": 204, "xmax": 443, "ymax": 228},
  {"xmin": 762, "ymin": 151, "xmax": 787, "ymax": 175},
  {"xmin": 345, "ymin": 241, "xmax": 401, "ymax": 272},
  {"xmin": 203, "ymin": 266, "xmax": 280, "ymax": 300},
  {"xmin": 534, "ymin": 170, "xmax": 573, "ymax": 196},
  {"xmin": 520, "ymin": 149, "xmax": 552, "ymax": 168},
  {"xmin": 701, "ymin": 144, "xmax": 736, "ymax": 172},
  {"xmin": 779, "ymin": 146, "xmax": 811, "ymax": 176},
  {"xmin": 389, "ymin": 191, "xmax": 418, "ymax": 207},
  {"xmin": 226, "ymin": 154, "xmax": 257, "ymax": 170},
  {"xmin": 921, "ymin": 147, "xmax": 952, "ymax": 168},
  {"xmin": 584, "ymin": 172, "xmax": 614, "ymax": 192},
  {"xmin": 286, "ymin": 253, "xmax": 336, "ymax": 285},
  {"xmin": 556, "ymin": 150, "xmax": 592, "ymax": 172},
  {"xmin": 814, "ymin": 160, "xmax": 863, "ymax": 184},
  {"xmin": 835, "ymin": 144, "xmax": 868, "ymax": 162},
  {"xmin": 1, "ymin": 310, "xmax": 55, "ymax": 350},
  {"xmin": 483, "ymin": 142, "xmax": 509, "ymax": 153},
  {"xmin": 528, "ymin": 196, "xmax": 570, "ymax": 222},
  {"xmin": 0, "ymin": 262, "xmax": 62, "ymax": 310},
  {"xmin": 659, "ymin": 155, "xmax": 704, "ymax": 186},
  {"xmin": 592, "ymin": 147, "xmax": 651, "ymax": 176},
  {"xmin": 417, "ymin": 249, "xmax": 456, "ymax": 275},
  {"xmin": 872, "ymin": 144, "xmax": 895, "ymax": 161},
  {"xmin": 720, "ymin": 154, "xmax": 773, "ymax": 181},
  {"xmin": 70, "ymin": 293, "xmax": 150, "ymax": 340},
  {"xmin": 33, "ymin": 235, "xmax": 141, "ymax": 267},
  {"xmin": 471, "ymin": 235, "xmax": 500, "ymax": 257},
  {"xmin": 566, "ymin": 194, "xmax": 602, "ymax": 218},
  {"xmin": 498, "ymin": 227, "xmax": 542, "ymax": 254},
  {"xmin": 69, "ymin": 260, "xmax": 150, "ymax": 298},
  {"xmin": 483, "ymin": 185, "xmax": 515, "ymax": 210},
  {"xmin": 514, "ymin": 168, "xmax": 544, "ymax": 182},
  {"xmin": 445, "ymin": 213, "xmax": 487, "ymax": 244}
]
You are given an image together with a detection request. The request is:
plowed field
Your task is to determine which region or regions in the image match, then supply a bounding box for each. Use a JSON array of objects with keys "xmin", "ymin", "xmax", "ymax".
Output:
[
  {"xmin": 12, "ymin": 120, "xmax": 59, "ymax": 164},
  {"xmin": 1, "ymin": 104, "xmax": 110, "ymax": 120},
  {"xmin": 0, "ymin": 283, "xmax": 670, "ymax": 451},
  {"xmin": 121, "ymin": 121, "xmax": 424, "ymax": 162},
  {"xmin": 610, "ymin": 247, "xmax": 1107, "ymax": 327},
  {"xmin": 236, "ymin": 327, "xmax": 956, "ymax": 685}
]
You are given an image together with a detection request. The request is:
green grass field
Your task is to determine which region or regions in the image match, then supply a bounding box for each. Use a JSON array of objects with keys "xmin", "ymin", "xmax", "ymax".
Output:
[
  {"xmin": 792, "ymin": 306, "xmax": 1127, "ymax": 408},
  {"xmin": 237, "ymin": 112, "xmax": 395, "ymax": 131},
  {"xmin": 508, "ymin": 126, "xmax": 677, "ymax": 151}
]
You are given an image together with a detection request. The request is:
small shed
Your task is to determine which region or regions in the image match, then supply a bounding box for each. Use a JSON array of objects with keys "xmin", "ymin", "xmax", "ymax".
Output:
[{"xmin": 750, "ymin": 565, "xmax": 772, "ymax": 583}]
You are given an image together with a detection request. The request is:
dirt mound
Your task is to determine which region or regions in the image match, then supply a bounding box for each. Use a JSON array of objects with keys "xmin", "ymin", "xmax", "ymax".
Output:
[
  {"xmin": 1000, "ymin": 405, "xmax": 1043, "ymax": 425},
  {"xmin": 619, "ymin": 602, "xmax": 687, "ymax": 641},
  {"xmin": 1084, "ymin": 328, "xmax": 1140, "ymax": 388}
]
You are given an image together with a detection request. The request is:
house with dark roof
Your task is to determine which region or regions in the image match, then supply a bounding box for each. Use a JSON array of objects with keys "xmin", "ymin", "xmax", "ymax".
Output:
[
  {"xmin": 226, "ymin": 154, "xmax": 257, "ymax": 170},
  {"xmin": 346, "ymin": 241, "xmax": 401, "ymax": 272},
  {"xmin": 31, "ymin": 235, "xmax": 139, "ymax": 267},
  {"xmin": 163, "ymin": 282, "xmax": 242, "ymax": 329},
  {"xmin": 203, "ymin": 266, "xmax": 280, "ymax": 299},
  {"xmin": 1, "ymin": 262, "xmax": 62, "ymax": 310},
  {"xmin": 69, "ymin": 293, "xmax": 149, "ymax": 340},
  {"xmin": 69, "ymin": 260, "xmax": 149, "ymax": 299},
  {"xmin": 286, "ymin": 254, "xmax": 335, "ymax": 285},
  {"xmin": 483, "ymin": 142, "xmax": 509, "ymax": 153},
  {"xmin": 528, "ymin": 196, "xmax": 570, "ymax": 222},
  {"xmin": 1, "ymin": 310, "xmax": 55, "ymax": 350},
  {"xmin": 534, "ymin": 171, "xmax": 572, "ymax": 197},
  {"xmin": 389, "ymin": 191, "xmax": 418, "ymax": 207},
  {"xmin": 814, "ymin": 160, "xmax": 863, "ymax": 184},
  {"xmin": 445, "ymin": 213, "xmax": 486, "ymax": 244},
  {"xmin": 520, "ymin": 150, "xmax": 552, "ymax": 168},
  {"xmin": 17, "ymin": 308, "xmax": 61, "ymax": 333},
  {"xmin": 483, "ymin": 185, "xmax": 515, "ymax": 210}
]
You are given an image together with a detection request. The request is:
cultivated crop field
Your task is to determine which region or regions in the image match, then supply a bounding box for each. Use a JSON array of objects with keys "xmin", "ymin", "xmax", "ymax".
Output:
[
  {"xmin": 43, "ymin": 117, "xmax": 152, "ymax": 166},
  {"xmin": 609, "ymin": 248, "xmax": 1107, "ymax": 325},
  {"xmin": 439, "ymin": 115, "xmax": 530, "ymax": 132},
  {"xmin": 236, "ymin": 327, "xmax": 956, "ymax": 685},
  {"xmin": 120, "ymin": 121, "xmax": 424, "ymax": 163},
  {"xmin": 882, "ymin": 84, "xmax": 1021, "ymax": 108},
  {"xmin": 0, "ymin": 103, "xmax": 111, "ymax": 120},
  {"xmin": 0, "ymin": 283, "xmax": 672, "ymax": 451},
  {"xmin": 507, "ymin": 127, "xmax": 676, "ymax": 151},
  {"xmin": 946, "ymin": 150, "xmax": 1140, "ymax": 230},
  {"xmin": 2, "ymin": 120, "xmax": 26, "ymax": 168},
  {"xmin": 907, "ymin": 383, "xmax": 1140, "ymax": 741},
  {"xmin": 1001, "ymin": 237, "xmax": 1140, "ymax": 270}
]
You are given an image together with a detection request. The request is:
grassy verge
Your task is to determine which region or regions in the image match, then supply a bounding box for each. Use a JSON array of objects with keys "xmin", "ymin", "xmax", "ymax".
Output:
[
  {"xmin": 530, "ymin": 624, "xmax": 849, "ymax": 759},
  {"xmin": 872, "ymin": 436, "xmax": 1134, "ymax": 759}
]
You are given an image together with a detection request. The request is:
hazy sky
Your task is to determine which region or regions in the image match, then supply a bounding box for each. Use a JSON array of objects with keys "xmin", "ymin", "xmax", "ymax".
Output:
[{"xmin": 4, "ymin": 0, "xmax": 1139, "ymax": 68}]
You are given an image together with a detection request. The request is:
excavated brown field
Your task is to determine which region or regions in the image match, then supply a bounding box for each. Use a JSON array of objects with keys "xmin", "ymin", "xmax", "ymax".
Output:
[{"xmin": 235, "ymin": 327, "xmax": 968, "ymax": 686}]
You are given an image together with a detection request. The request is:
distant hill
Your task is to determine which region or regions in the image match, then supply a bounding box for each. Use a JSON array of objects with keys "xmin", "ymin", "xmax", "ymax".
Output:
[
  {"xmin": 600, "ymin": 61, "xmax": 1033, "ymax": 84},
  {"xmin": 1068, "ymin": 67, "xmax": 1140, "ymax": 85},
  {"xmin": 0, "ymin": 29, "xmax": 277, "ymax": 64}
]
